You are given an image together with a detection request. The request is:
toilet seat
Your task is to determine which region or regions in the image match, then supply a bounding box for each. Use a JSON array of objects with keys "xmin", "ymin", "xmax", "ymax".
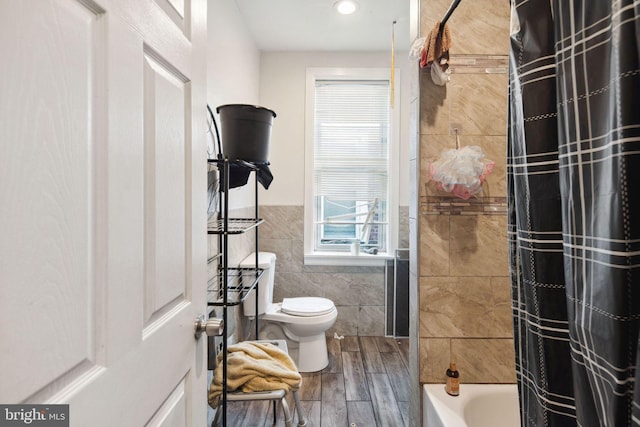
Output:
[{"xmin": 280, "ymin": 297, "xmax": 335, "ymax": 317}]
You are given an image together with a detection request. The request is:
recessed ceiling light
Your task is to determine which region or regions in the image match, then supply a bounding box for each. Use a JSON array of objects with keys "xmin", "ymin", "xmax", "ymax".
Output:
[{"xmin": 334, "ymin": 0, "xmax": 359, "ymax": 15}]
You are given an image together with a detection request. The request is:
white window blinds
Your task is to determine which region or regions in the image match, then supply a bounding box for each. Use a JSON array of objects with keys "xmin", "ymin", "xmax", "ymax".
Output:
[{"xmin": 313, "ymin": 80, "xmax": 390, "ymax": 201}]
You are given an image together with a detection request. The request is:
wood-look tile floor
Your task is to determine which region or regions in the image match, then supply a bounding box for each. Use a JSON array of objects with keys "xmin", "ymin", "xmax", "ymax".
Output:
[{"xmin": 220, "ymin": 336, "xmax": 410, "ymax": 427}]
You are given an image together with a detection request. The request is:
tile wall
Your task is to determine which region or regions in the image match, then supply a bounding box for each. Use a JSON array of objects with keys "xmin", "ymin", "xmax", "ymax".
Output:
[
  {"xmin": 418, "ymin": 0, "xmax": 516, "ymax": 384},
  {"xmin": 258, "ymin": 205, "xmax": 410, "ymax": 337},
  {"xmin": 208, "ymin": 201, "xmax": 409, "ymax": 352}
]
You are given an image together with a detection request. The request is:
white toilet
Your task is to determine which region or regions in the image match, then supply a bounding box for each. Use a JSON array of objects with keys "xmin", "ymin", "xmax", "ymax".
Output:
[{"xmin": 240, "ymin": 252, "xmax": 338, "ymax": 372}]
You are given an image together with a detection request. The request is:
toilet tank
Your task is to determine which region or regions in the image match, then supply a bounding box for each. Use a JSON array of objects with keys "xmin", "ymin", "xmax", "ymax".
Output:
[{"xmin": 240, "ymin": 252, "xmax": 276, "ymax": 317}]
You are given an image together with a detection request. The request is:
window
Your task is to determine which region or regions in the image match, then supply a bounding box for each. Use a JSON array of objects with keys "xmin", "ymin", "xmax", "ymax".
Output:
[{"xmin": 304, "ymin": 68, "xmax": 399, "ymax": 266}]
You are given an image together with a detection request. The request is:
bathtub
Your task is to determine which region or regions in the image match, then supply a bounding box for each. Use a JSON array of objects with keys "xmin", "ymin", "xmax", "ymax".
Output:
[{"xmin": 423, "ymin": 384, "xmax": 521, "ymax": 427}]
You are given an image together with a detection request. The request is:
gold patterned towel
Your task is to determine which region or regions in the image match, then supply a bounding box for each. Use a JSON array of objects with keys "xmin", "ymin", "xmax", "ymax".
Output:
[{"xmin": 208, "ymin": 341, "xmax": 302, "ymax": 408}]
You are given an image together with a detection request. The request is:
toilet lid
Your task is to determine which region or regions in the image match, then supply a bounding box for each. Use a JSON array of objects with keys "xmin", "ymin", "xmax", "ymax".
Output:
[{"xmin": 281, "ymin": 297, "xmax": 335, "ymax": 317}]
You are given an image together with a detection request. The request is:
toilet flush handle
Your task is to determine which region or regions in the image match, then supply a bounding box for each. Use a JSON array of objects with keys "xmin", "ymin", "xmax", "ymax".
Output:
[{"xmin": 194, "ymin": 314, "xmax": 224, "ymax": 339}]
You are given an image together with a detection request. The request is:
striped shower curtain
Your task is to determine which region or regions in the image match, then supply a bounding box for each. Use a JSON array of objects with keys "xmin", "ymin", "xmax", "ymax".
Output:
[{"xmin": 508, "ymin": 1, "xmax": 640, "ymax": 426}]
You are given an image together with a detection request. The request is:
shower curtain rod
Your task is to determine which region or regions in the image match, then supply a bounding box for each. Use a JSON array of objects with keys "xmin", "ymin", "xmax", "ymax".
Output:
[{"xmin": 439, "ymin": 0, "xmax": 462, "ymax": 32}]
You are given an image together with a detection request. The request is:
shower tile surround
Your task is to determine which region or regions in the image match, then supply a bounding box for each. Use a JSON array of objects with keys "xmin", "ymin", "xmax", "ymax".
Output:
[{"xmin": 417, "ymin": 0, "xmax": 515, "ymax": 385}]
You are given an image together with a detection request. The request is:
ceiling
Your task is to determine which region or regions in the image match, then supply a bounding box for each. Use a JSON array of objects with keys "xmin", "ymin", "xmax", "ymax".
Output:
[{"xmin": 233, "ymin": 0, "xmax": 411, "ymax": 52}]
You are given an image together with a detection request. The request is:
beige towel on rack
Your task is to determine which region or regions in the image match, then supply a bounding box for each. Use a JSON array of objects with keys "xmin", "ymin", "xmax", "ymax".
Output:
[
  {"xmin": 208, "ymin": 341, "xmax": 302, "ymax": 408},
  {"xmin": 420, "ymin": 21, "xmax": 452, "ymax": 68}
]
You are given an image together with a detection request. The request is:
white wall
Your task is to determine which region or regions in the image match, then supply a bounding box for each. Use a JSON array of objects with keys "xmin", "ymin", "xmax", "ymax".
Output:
[
  {"xmin": 258, "ymin": 51, "xmax": 411, "ymax": 207},
  {"xmin": 207, "ymin": 0, "xmax": 260, "ymax": 107},
  {"xmin": 207, "ymin": 0, "xmax": 261, "ymax": 208},
  {"xmin": 205, "ymin": 5, "xmax": 411, "ymax": 209}
]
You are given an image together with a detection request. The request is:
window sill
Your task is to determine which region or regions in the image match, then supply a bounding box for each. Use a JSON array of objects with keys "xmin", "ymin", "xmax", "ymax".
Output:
[{"xmin": 304, "ymin": 252, "xmax": 392, "ymax": 267}]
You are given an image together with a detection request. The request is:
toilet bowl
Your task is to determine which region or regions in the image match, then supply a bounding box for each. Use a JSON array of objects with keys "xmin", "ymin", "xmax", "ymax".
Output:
[{"xmin": 240, "ymin": 252, "xmax": 338, "ymax": 372}]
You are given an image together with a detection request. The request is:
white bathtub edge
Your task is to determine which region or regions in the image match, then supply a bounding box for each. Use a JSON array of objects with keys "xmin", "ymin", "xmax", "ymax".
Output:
[{"xmin": 422, "ymin": 384, "xmax": 520, "ymax": 427}]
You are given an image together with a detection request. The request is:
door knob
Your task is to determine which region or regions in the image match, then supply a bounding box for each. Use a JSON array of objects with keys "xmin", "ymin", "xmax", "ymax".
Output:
[{"xmin": 194, "ymin": 314, "xmax": 224, "ymax": 338}]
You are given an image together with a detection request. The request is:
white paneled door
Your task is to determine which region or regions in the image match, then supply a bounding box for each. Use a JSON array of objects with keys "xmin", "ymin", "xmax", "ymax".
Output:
[{"xmin": 0, "ymin": 0, "xmax": 208, "ymax": 425}]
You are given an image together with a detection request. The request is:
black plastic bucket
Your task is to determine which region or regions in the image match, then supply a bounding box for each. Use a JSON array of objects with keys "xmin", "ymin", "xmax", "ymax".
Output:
[{"xmin": 216, "ymin": 104, "xmax": 276, "ymax": 162}]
